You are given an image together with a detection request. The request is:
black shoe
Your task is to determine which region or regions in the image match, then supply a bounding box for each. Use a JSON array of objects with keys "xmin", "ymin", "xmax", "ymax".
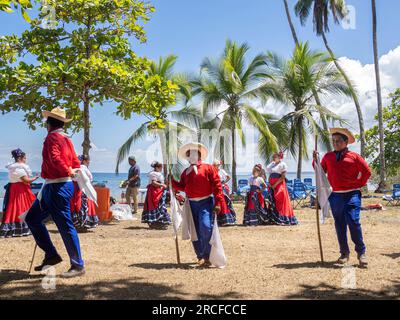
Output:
[
  {"xmin": 34, "ymin": 255, "xmax": 63, "ymax": 272},
  {"xmin": 61, "ymin": 266, "xmax": 86, "ymax": 278}
]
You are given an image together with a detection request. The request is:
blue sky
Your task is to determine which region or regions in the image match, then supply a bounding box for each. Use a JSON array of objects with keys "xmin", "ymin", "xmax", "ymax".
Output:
[{"xmin": 0, "ymin": 0, "xmax": 399, "ymax": 173}]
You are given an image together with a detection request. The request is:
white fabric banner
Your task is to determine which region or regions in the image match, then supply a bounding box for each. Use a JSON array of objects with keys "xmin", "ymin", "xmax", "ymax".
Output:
[
  {"xmin": 209, "ymin": 215, "xmax": 227, "ymax": 268},
  {"xmin": 314, "ymin": 154, "xmax": 332, "ymax": 223},
  {"xmin": 169, "ymin": 188, "xmax": 183, "ymax": 238}
]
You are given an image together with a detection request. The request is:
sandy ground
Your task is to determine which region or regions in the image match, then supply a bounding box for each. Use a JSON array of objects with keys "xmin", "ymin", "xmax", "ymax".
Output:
[{"xmin": 0, "ymin": 197, "xmax": 399, "ymax": 300}]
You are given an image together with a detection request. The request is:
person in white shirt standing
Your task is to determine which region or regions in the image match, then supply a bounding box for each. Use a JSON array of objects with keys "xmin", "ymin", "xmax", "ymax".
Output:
[
  {"xmin": 141, "ymin": 161, "xmax": 171, "ymax": 229},
  {"xmin": 1, "ymin": 149, "xmax": 39, "ymax": 238},
  {"xmin": 71, "ymin": 155, "xmax": 99, "ymax": 230},
  {"xmin": 265, "ymin": 152, "xmax": 298, "ymax": 225},
  {"xmin": 243, "ymin": 164, "xmax": 269, "ymax": 226}
]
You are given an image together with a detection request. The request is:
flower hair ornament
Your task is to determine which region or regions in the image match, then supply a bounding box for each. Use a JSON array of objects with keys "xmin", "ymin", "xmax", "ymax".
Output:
[{"xmin": 11, "ymin": 148, "xmax": 24, "ymax": 160}]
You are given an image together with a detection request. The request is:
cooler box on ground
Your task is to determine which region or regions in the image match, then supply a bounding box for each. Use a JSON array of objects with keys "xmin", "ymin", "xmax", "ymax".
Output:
[{"xmin": 95, "ymin": 187, "xmax": 112, "ymax": 222}]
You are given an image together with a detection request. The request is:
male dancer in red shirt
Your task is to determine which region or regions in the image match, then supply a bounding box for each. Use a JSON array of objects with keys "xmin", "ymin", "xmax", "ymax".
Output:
[
  {"xmin": 314, "ymin": 128, "xmax": 371, "ymax": 267},
  {"xmin": 26, "ymin": 107, "xmax": 85, "ymax": 277},
  {"xmin": 171, "ymin": 143, "xmax": 224, "ymax": 267}
]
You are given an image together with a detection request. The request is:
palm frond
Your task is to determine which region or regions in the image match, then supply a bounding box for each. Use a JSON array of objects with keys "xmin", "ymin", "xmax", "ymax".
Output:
[{"xmin": 115, "ymin": 122, "xmax": 150, "ymax": 173}]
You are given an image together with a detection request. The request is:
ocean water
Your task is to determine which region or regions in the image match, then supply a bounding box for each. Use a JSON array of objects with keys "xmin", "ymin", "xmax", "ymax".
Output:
[{"xmin": 0, "ymin": 171, "xmax": 316, "ymax": 199}]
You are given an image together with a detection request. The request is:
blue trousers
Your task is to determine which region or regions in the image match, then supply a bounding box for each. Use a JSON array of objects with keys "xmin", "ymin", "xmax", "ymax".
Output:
[
  {"xmin": 189, "ymin": 197, "xmax": 214, "ymax": 260},
  {"xmin": 328, "ymin": 191, "xmax": 366, "ymax": 255},
  {"xmin": 25, "ymin": 182, "xmax": 84, "ymax": 268}
]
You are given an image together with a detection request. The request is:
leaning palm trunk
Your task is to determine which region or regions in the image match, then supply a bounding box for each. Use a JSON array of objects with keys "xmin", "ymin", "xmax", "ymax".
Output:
[
  {"xmin": 371, "ymin": 0, "xmax": 386, "ymax": 192},
  {"xmin": 283, "ymin": 0, "xmax": 332, "ymax": 151},
  {"xmin": 321, "ymin": 31, "xmax": 366, "ymax": 158}
]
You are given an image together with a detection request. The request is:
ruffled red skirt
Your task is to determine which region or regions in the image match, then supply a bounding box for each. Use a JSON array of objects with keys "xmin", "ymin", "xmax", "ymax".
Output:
[
  {"xmin": 269, "ymin": 177, "xmax": 295, "ymax": 218},
  {"xmin": 143, "ymin": 184, "xmax": 164, "ymax": 211},
  {"xmin": 87, "ymin": 198, "xmax": 97, "ymax": 216},
  {"xmin": 2, "ymin": 182, "xmax": 35, "ymax": 224},
  {"xmin": 70, "ymin": 182, "xmax": 82, "ymax": 213}
]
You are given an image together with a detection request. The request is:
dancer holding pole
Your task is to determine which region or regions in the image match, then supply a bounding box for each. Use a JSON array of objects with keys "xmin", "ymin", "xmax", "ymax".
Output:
[
  {"xmin": 169, "ymin": 143, "xmax": 224, "ymax": 268},
  {"xmin": 313, "ymin": 128, "xmax": 371, "ymax": 267}
]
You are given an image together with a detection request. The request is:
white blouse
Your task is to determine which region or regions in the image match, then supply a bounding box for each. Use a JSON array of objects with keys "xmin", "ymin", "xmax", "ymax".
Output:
[
  {"xmin": 6, "ymin": 162, "xmax": 32, "ymax": 183},
  {"xmin": 148, "ymin": 171, "xmax": 164, "ymax": 185},
  {"xmin": 80, "ymin": 164, "xmax": 93, "ymax": 182},
  {"xmin": 266, "ymin": 161, "xmax": 288, "ymax": 175},
  {"xmin": 249, "ymin": 176, "xmax": 266, "ymax": 187}
]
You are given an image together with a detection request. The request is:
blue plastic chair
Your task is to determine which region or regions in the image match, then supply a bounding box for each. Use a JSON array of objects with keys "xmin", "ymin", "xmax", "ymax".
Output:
[
  {"xmin": 292, "ymin": 182, "xmax": 308, "ymax": 208},
  {"xmin": 384, "ymin": 184, "xmax": 400, "ymax": 206},
  {"xmin": 286, "ymin": 179, "xmax": 293, "ymax": 188},
  {"xmin": 303, "ymin": 178, "xmax": 316, "ymax": 192},
  {"xmin": 237, "ymin": 179, "xmax": 249, "ymax": 195}
]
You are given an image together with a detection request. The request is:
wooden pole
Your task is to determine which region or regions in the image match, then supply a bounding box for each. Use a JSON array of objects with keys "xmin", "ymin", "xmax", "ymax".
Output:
[
  {"xmin": 28, "ymin": 243, "xmax": 38, "ymax": 274},
  {"xmin": 168, "ymin": 165, "xmax": 181, "ymax": 265},
  {"xmin": 315, "ymin": 135, "xmax": 324, "ymax": 263}
]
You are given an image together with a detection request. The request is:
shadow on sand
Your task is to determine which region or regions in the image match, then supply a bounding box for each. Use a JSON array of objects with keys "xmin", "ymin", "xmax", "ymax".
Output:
[
  {"xmin": 284, "ymin": 280, "xmax": 400, "ymax": 300},
  {"xmin": 272, "ymin": 261, "xmax": 341, "ymax": 270},
  {"xmin": 129, "ymin": 262, "xmax": 194, "ymax": 270}
]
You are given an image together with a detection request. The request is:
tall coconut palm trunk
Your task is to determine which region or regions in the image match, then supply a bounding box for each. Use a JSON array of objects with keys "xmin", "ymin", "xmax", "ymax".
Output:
[
  {"xmin": 283, "ymin": 0, "xmax": 300, "ymax": 44},
  {"xmin": 283, "ymin": 0, "xmax": 332, "ymax": 151},
  {"xmin": 321, "ymin": 31, "xmax": 366, "ymax": 158},
  {"xmin": 371, "ymin": 0, "xmax": 386, "ymax": 192},
  {"xmin": 297, "ymin": 125, "xmax": 303, "ymax": 179},
  {"xmin": 231, "ymin": 124, "xmax": 238, "ymax": 193}
]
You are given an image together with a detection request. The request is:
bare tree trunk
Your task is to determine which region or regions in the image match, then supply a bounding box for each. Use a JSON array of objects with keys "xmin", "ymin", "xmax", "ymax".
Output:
[
  {"xmin": 371, "ymin": 0, "xmax": 387, "ymax": 192},
  {"xmin": 82, "ymin": 10, "xmax": 92, "ymax": 156},
  {"xmin": 283, "ymin": 0, "xmax": 332, "ymax": 151},
  {"xmin": 231, "ymin": 124, "xmax": 238, "ymax": 193},
  {"xmin": 322, "ymin": 31, "xmax": 366, "ymax": 158},
  {"xmin": 82, "ymin": 88, "xmax": 91, "ymax": 156}
]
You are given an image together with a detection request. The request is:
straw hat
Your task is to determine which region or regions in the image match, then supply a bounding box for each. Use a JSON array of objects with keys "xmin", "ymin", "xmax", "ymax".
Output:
[
  {"xmin": 178, "ymin": 142, "xmax": 208, "ymax": 160},
  {"xmin": 42, "ymin": 107, "xmax": 72, "ymax": 123},
  {"xmin": 329, "ymin": 128, "xmax": 355, "ymax": 144}
]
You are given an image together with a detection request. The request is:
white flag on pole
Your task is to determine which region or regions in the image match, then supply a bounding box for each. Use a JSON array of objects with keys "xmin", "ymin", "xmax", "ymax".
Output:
[
  {"xmin": 209, "ymin": 215, "xmax": 227, "ymax": 268},
  {"xmin": 314, "ymin": 153, "xmax": 332, "ymax": 223},
  {"xmin": 169, "ymin": 188, "xmax": 183, "ymax": 238}
]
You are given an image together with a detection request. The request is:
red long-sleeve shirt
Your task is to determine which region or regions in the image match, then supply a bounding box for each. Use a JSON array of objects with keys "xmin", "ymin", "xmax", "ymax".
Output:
[
  {"xmin": 41, "ymin": 130, "xmax": 81, "ymax": 179},
  {"xmin": 172, "ymin": 161, "xmax": 224, "ymax": 208},
  {"xmin": 318, "ymin": 150, "xmax": 371, "ymax": 192}
]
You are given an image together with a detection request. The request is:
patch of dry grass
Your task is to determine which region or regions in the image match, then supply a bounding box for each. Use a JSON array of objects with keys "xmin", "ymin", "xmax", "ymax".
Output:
[{"xmin": 0, "ymin": 196, "xmax": 399, "ymax": 300}]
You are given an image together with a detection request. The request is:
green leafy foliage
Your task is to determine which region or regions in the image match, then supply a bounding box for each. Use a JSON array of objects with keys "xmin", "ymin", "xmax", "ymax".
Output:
[
  {"xmin": 365, "ymin": 89, "xmax": 400, "ymax": 177},
  {"xmin": 0, "ymin": 0, "xmax": 178, "ymax": 154}
]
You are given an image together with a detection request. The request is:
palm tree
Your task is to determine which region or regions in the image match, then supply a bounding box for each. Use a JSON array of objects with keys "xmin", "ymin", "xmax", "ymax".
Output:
[
  {"xmin": 191, "ymin": 39, "xmax": 283, "ymax": 192},
  {"xmin": 371, "ymin": 0, "xmax": 386, "ymax": 192},
  {"xmin": 115, "ymin": 55, "xmax": 200, "ymax": 179},
  {"xmin": 266, "ymin": 43, "xmax": 350, "ymax": 178},
  {"xmin": 294, "ymin": 0, "xmax": 366, "ymax": 158},
  {"xmin": 282, "ymin": 0, "xmax": 332, "ymax": 151}
]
